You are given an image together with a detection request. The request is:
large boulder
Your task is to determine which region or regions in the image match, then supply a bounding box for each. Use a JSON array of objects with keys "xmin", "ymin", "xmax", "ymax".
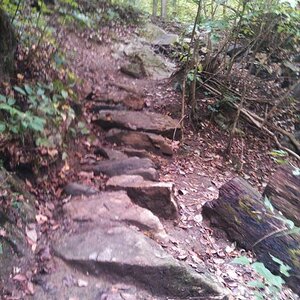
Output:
[
  {"xmin": 140, "ymin": 23, "xmax": 179, "ymax": 46},
  {"xmin": 0, "ymin": 9, "xmax": 17, "ymax": 79},
  {"xmin": 106, "ymin": 175, "xmax": 178, "ymax": 219},
  {"xmin": 106, "ymin": 128, "xmax": 173, "ymax": 156},
  {"xmin": 93, "ymin": 110, "xmax": 181, "ymax": 140},
  {"xmin": 63, "ymin": 191, "xmax": 168, "ymax": 242},
  {"xmin": 53, "ymin": 226, "xmax": 229, "ymax": 299}
]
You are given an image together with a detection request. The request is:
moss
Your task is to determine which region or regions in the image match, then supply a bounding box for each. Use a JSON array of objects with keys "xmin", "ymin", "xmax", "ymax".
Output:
[
  {"xmin": 238, "ymin": 195, "xmax": 262, "ymax": 222},
  {"xmin": 289, "ymin": 248, "xmax": 300, "ymax": 268}
]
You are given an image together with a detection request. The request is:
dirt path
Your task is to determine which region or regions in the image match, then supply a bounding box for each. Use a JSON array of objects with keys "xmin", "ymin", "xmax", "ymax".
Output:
[{"xmin": 30, "ymin": 24, "xmax": 297, "ymax": 300}]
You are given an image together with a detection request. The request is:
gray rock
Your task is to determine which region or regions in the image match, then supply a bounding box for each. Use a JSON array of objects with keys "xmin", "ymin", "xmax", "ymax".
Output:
[
  {"xmin": 95, "ymin": 147, "xmax": 128, "ymax": 160},
  {"xmin": 125, "ymin": 167, "xmax": 159, "ymax": 181},
  {"xmin": 106, "ymin": 175, "xmax": 178, "ymax": 219},
  {"xmin": 93, "ymin": 110, "xmax": 181, "ymax": 140},
  {"xmin": 82, "ymin": 157, "xmax": 158, "ymax": 181},
  {"xmin": 64, "ymin": 182, "xmax": 99, "ymax": 197},
  {"xmin": 106, "ymin": 128, "xmax": 173, "ymax": 156},
  {"xmin": 53, "ymin": 226, "xmax": 229, "ymax": 299},
  {"xmin": 114, "ymin": 38, "xmax": 176, "ymax": 80},
  {"xmin": 141, "ymin": 23, "xmax": 179, "ymax": 46},
  {"xmin": 64, "ymin": 191, "xmax": 168, "ymax": 242},
  {"xmin": 123, "ymin": 147, "xmax": 151, "ymax": 158}
]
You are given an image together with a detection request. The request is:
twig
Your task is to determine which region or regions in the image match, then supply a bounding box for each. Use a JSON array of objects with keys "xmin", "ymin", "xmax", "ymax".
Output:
[{"xmin": 173, "ymin": 114, "xmax": 186, "ymax": 141}]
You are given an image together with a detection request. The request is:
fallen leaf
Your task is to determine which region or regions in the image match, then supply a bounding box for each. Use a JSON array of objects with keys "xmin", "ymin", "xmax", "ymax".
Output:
[
  {"xmin": 77, "ymin": 279, "xmax": 88, "ymax": 287},
  {"xmin": 13, "ymin": 274, "xmax": 27, "ymax": 281},
  {"xmin": 36, "ymin": 214, "xmax": 48, "ymax": 224},
  {"xmin": 26, "ymin": 225, "xmax": 37, "ymax": 243}
]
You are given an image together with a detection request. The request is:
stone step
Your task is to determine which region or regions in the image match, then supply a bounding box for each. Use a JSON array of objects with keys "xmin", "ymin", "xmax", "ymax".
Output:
[
  {"xmin": 92, "ymin": 110, "xmax": 181, "ymax": 140},
  {"xmin": 106, "ymin": 175, "xmax": 178, "ymax": 219},
  {"xmin": 82, "ymin": 157, "xmax": 158, "ymax": 181},
  {"xmin": 53, "ymin": 225, "xmax": 229, "ymax": 299},
  {"xmin": 106, "ymin": 128, "xmax": 173, "ymax": 156},
  {"xmin": 63, "ymin": 191, "xmax": 168, "ymax": 242}
]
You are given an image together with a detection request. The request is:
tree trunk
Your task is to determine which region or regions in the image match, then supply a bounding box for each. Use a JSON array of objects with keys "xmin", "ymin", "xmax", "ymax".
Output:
[
  {"xmin": 263, "ymin": 164, "xmax": 300, "ymax": 227},
  {"xmin": 153, "ymin": 0, "xmax": 158, "ymax": 17},
  {"xmin": 203, "ymin": 177, "xmax": 300, "ymax": 295},
  {"xmin": 0, "ymin": 8, "xmax": 17, "ymax": 80},
  {"xmin": 161, "ymin": 0, "xmax": 167, "ymax": 19}
]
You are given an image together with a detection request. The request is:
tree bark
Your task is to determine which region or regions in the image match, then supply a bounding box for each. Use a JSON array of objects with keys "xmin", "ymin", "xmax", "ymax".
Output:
[
  {"xmin": 152, "ymin": 0, "xmax": 158, "ymax": 16},
  {"xmin": 161, "ymin": 0, "xmax": 167, "ymax": 19},
  {"xmin": 263, "ymin": 164, "xmax": 300, "ymax": 227},
  {"xmin": 203, "ymin": 177, "xmax": 300, "ymax": 295}
]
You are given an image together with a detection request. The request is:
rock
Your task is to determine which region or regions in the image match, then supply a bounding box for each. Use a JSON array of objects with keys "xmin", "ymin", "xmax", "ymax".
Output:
[
  {"xmin": 94, "ymin": 147, "xmax": 128, "ymax": 160},
  {"xmin": 226, "ymin": 44, "xmax": 245, "ymax": 57},
  {"xmin": 0, "ymin": 9, "xmax": 17, "ymax": 79},
  {"xmin": 53, "ymin": 226, "xmax": 229, "ymax": 299},
  {"xmin": 263, "ymin": 164, "xmax": 300, "ymax": 226},
  {"xmin": 123, "ymin": 147, "xmax": 150, "ymax": 158},
  {"xmin": 125, "ymin": 167, "xmax": 158, "ymax": 181},
  {"xmin": 82, "ymin": 157, "xmax": 159, "ymax": 181},
  {"xmin": 33, "ymin": 259, "xmax": 153, "ymax": 300},
  {"xmin": 140, "ymin": 23, "xmax": 179, "ymax": 46},
  {"xmin": 106, "ymin": 175, "xmax": 178, "ymax": 219},
  {"xmin": 121, "ymin": 57, "xmax": 146, "ymax": 79},
  {"xmin": 93, "ymin": 110, "xmax": 181, "ymax": 140},
  {"xmin": 203, "ymin": 177, "xmax": 300, "ymax": 294},
  {"xmin": 63, "ymin": 191, "xmax": 168, "ymax": 241},
  {"xmin": 291, "ymin": 82, "xmax": 300, "ymax": 101},
  {"xmin": 106, "ymin": 129, "xmax": 173, "ymax": 156},
  {"xmin": 0, "ymin": 168, "xmax": 35, "ymax": 292},
  {"xmin": 114, "ymin": 38, "xmax": 176, "ymax": 80},
  {"xmin": 64, "ymin": 182, "xmax": 99, "ymax": 197}
]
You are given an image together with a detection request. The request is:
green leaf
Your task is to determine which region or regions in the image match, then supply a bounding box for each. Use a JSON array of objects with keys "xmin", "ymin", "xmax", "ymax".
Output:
[
  {"xmin": 61, "ymin": 90, "xmax": 68, "ymax": 99},
  {"xmin": 0, "ymin": 94, "xmax": 6, "ymax": 102},
  {"xmin": 13, "ymin": 86, "xmax": 26, "ymax": 96},
  {"xmin": 231, "ymin": 256, "xmax": 251, "ymax": 265},
  {"xmin": 252, "ymin": 262, "xmax": 285, "ymax": 287},
  {"xmin": 270, "ymin": 254, "xmax": 291, "ymax": 276},
  {"xmin": 264, "ymin": 197, "xmax": 274, "ymax": 213},
  {"xmin": 0, "ymin": 242, "xmax": 3, "ymax": 255},
  {"xmin": 24, "ymin": 84, "xmax": 33, "ymax": 95},
  {"xmin": 7, "ymin": 97, "xmax": 16, "ymax": 106},
  {"xmin": 29, "ymin": 117, "xmax": 46, "ymax": 132},
  {"xmin": 247, "ymin": 280, "xmax": 265, "ymax": 289},
  {"xmin": 0, "ymin": 122, "xmax": 6, "ymax": 133},
  {"xmin": 253, "ymin": 290, "xmax": 264, "ymax": 300}
]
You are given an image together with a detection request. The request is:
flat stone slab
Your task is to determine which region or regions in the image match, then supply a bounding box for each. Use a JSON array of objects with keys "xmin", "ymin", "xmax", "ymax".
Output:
[
  {"xmin": 83, "ymin": 157, "xmax": 158, "ymax": 181},
  {"xmin": 92, "ymin": 110, "xmax": 181, "ymax": 140},
  {"xmin": 106, "ymin": 128, "xmax": 173, "ymax": 156},
  {"xmin": 64, "ymin": 182, "xmax": 99, "ymax": 197},
  {"xmin": 64, "ymin": 191, "xmax": 168, "ymax": 242},
  {"xmin": 53, "ymin": 226, "xmax": 228, "ymax": 299},
  {"xmin": 106, "ymin": 175, "xmax": 178, "ymax": 219},
  {"xmin": 94, "ymin": 146, "xmax": 128, "ymax": 160}
]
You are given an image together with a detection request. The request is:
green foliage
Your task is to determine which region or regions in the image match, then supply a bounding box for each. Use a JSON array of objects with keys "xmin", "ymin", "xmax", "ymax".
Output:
[
  {"xmin": 0, "ymin": 242, "xmax": 3, "ymax": 255},
  {"xmin": 232, "ymin": 255, "xmax": 289, "ymax": 299},
  {"xmin": 0, "ymin": 81, "xmax": 75, "ymax": 148},
  {"xmin": 269, "ymin": 149, "xmax": 288, "ymax": 164}
]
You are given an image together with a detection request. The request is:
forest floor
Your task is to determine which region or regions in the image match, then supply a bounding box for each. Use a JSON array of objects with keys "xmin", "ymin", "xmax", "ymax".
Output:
[{"xmin": 3, "ymin": 13, "xmax": 299, "ymax": 300}]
